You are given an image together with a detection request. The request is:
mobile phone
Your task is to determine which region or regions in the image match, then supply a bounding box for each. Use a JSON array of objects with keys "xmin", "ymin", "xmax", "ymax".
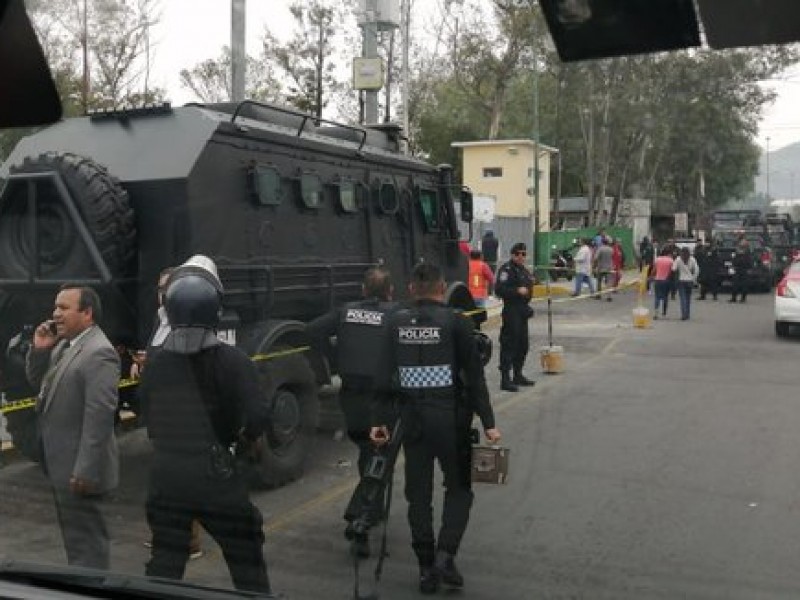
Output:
[{"xmin": 47, "ymin": 321, "xmax": 57, "ymax": 335}]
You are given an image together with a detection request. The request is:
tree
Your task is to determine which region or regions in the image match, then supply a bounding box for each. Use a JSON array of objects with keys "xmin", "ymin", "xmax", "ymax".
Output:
[
  {"xmin": 446, "ymin": 0, "xmax": 536, "ymax": 139},
  {"xmin": 179, "ymin": 46, "xmax": 282, "ymax": 104},
  {"xmin": 262, "ymin": 0, "xmax": 347, "ymax": 118},
  {"xmin": 27, "ymin": 0, "xmax": 165, "ymax": 113}
]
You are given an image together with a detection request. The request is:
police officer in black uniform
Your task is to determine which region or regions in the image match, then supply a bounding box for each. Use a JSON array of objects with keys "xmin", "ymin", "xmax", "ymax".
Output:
[
  {"xmin": 495, "ymin": 242, "xmax": 536, "ymax": 392},
  {"xmin": 140, "ymin": 255, "xmax": 272, "ymax": 594},
  {"xmin": 730, "ymin": 240, "xmax": 753, "ymax": 303},
  {"xmin": 307, "ymin": 266, "xmax": 397, "ymax": 556},
  {"xmin": 371, "ymin": 263, "xmax": 501, "ymax": 595}
]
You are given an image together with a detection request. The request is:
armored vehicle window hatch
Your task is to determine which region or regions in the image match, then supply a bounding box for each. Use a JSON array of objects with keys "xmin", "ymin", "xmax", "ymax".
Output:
[
  {"xmin": 378, "ymin": 183, "xmax": 399, "ymax": 215},
  {"xmin": 249, "ymin": 164, "xmax": 283, "ymax": 206},
  {"xmin": 417, "ymin": 187, "xmax": 441, "ymax": 232},
  {"xmin": 299, "ymin": 173, "xmax": 323, "ymax": 209},
  {"xmin": 337, "ymin": 180, "xmax": 358, "ymax": 213}
]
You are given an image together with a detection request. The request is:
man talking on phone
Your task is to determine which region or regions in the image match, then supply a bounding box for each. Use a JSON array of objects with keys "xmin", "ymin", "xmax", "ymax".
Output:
[{"xmin": 26, "ymin": 284, "xmax": 120, "ymax": 570}]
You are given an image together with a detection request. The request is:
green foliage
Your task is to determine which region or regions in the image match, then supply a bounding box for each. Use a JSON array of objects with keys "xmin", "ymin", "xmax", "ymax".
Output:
[
  {"xmin": 179, "ymin": 46, "xmax": 282, "ymax": 104},
  {"xmin": 411, "ymin": 0, "xmax": 800, "ymax": 223},
  {"xmin": 263, "ymin": 0, "xmax": 346, "ymax": 118},
  {"xmin": 27, "ymin": 0, "xmax": 165, "ymax": 113}
]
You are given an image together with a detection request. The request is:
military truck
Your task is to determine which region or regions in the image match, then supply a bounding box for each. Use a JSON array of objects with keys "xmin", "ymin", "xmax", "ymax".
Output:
[{"xmin": 0, "ymin": 100, "xmax": 478, "ymax": 488}]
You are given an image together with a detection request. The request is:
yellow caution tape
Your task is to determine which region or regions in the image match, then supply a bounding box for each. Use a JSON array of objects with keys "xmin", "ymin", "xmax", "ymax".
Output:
[
  {"xmin": 0, "ymin": 397, "xmax": 37, "ymax": 415},
  {"xmin": 530, "ymin": 279, "xmax": 639, "ymax": 304},
  {"xmin": 252, "ymin": 346, "xmax": 310, "ymax": 362},
  {"xmin": 1, "ymin": 346, "xmax": 313, "ymax": 416}
]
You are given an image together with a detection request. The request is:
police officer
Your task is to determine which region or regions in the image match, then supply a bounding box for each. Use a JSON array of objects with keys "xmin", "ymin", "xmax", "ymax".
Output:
[
  {"xmin": 371, "ymin": 263, "xmax": 501, "ymax": 595},
  {"xmin": 495, "ymin": 242, "xmax": 536, "ymax": 392},
  {"xmin": 140, "ymin": 255, "xmax": 272, "ymax": 594},
  {"xmin": 730, "ymin": 240, "xmax": 752, "ymax": 303},
  {"xmin": 307, "ymin": 266, "xmax": 397, "ymax": 556}
]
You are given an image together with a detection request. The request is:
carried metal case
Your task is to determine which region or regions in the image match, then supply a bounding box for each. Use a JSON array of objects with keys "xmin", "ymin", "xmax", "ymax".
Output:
[{"xmin": 471, "ymin": 445, "xmax": 510, "ymax": 484}]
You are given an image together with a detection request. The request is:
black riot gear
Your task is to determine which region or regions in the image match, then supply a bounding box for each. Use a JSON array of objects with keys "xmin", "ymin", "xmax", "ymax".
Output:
[
  {"xmin": 393, "ymin": 305, "xmax": 458, "ymax": 405},
  {"xmin": 336, "ymin": 299, "xmax": 396, "ymax": 379},
  {"xmin": 163, "ymin": 255, "xmax": 224, "ymax": 355},
  {"xmin": 164, "ymin": 275, "xmax": 221, "ymax": 329}
]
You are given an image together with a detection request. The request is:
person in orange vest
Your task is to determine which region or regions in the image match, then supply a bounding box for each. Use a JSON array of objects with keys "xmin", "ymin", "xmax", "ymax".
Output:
[{"xmin": 468, "ymin": 249, "xmax": 495, "ymax": 308}]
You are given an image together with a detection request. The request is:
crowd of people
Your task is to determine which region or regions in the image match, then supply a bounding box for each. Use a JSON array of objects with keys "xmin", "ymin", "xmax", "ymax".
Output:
[{"xmin": 638, "ymin": 235, "xmax": 757, "ymax": 321}]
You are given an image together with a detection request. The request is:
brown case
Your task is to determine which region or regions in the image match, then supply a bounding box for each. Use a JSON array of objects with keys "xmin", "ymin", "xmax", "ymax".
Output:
[{"xmin": 471, "ymin": 445, "xmax": 510, "ymax": 484}]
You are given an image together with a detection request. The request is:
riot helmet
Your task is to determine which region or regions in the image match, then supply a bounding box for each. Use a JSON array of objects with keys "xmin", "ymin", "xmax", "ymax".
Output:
[{"xmin": 163, "ymin": 254, "xmax": 224, "ymax": 354}]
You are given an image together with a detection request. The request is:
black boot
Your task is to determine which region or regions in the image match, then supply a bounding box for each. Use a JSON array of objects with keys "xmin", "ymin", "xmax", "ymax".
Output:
[
  {"xmin": 419, "ymin": 566, "xmax": 440, "ymax": 594},
  {"xmin": 513, "ymin": 371, "xmax": 535, "ymax": 386},
  {"xmin": 500, "ymin": 372, "xmax": 519, "ymax": 392},
  {"xmin": 435, "ymin": 551, "xmax": 464, "ymax": 588}
]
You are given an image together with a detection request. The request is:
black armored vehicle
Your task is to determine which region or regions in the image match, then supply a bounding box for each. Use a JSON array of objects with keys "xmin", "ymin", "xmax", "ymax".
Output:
[{"xmin": 0, "ymin": 100, "xmax": 478, "ymax": 487}]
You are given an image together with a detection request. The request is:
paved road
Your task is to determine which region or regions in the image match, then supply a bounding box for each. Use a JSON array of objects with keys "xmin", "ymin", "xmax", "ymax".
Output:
[{"xmin": 3, "ymin": 287, "xmax": 800, "ymax": 599}]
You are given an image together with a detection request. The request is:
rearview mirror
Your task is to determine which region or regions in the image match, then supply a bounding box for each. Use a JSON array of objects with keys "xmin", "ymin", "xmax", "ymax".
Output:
[
  {"xmin": 0, "ymin": 0, "xmax": 62, "ymax": 127},
  {"xmin": 460, "ymin": 188, "xmax": 473, "ymax": 223}
]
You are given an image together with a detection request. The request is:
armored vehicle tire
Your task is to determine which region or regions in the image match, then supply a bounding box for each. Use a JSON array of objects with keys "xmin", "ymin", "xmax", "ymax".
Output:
[
  {"xmin": 4, "ymin": 410, "xmax": 41, "ymax": 462},
  {"xmin": 0, "ymin": 152, "xmax": 135, "ymax": 280},
  {"xmin": 247, "ymin": 350, "xmax": 319, "ymax": 489}
]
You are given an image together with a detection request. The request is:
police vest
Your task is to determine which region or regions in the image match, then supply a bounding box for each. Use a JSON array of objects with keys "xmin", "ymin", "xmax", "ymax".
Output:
[
  {"xmin": 392, "ymin": 304, "xmax": 457, "ymax": 398},
  {"xmin": 337, "ymin": 299, "xmax": 397, "ymax": 380}
]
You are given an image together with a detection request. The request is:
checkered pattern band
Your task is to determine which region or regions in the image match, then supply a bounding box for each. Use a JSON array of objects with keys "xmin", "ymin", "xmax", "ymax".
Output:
[{"xmin": 398, "ymin": 365, "xmax": 453, "ymax": 389}]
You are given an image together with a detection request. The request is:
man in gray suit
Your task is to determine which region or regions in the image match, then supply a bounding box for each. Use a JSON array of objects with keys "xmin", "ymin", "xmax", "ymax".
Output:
[{"xmin": 27, "ymin": 284, "xmax": 120, "ymax": 570}]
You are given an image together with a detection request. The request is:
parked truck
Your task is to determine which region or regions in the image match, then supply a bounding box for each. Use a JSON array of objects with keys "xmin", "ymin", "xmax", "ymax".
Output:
[{"xmin": 0, "ymin": 100, "xmax": 479, "ymax": 487}]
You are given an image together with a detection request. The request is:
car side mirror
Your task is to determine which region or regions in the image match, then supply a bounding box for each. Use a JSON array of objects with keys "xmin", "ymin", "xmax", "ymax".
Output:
[{"xmin": 460, "ymin": 188, "xmax": 473, "ymax": 223}]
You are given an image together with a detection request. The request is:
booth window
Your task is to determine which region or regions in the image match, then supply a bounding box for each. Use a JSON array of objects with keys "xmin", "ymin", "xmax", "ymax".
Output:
[
  {"xmin": 299, "ymin": 173, "xmax": 323, "ymax": 209},
  {"xmin": 418, "ymin": 188, "xmax": 440, "ymax": 231},
  {"xmin": 250, "ymin": 165, "xmax": 282, "ymax": 206},
  {"xmin": 482, "ymin": 167, "xmax": 503, "ymax": 178}
]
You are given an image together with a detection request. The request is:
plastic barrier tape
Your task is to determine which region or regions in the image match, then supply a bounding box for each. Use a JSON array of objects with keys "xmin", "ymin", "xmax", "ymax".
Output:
[{"xmin": 1, "ymin": 347, "xmax": 312, "ymax": 416}]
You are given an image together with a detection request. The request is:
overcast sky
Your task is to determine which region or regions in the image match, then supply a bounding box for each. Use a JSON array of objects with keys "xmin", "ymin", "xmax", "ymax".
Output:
[{"xmin": 150, "ymin": 0, "xmax": 800, "ymax": 153}]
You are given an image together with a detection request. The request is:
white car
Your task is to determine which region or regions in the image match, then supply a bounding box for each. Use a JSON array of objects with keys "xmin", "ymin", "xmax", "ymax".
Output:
[{"xmin": 775, "ymin": 261, "xmax": 800, "ymax": 337}]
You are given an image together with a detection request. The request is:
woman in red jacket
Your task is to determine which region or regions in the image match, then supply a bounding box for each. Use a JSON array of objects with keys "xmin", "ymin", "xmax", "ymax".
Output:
[{"xmin": 468, "ymin": 249, "xmax": 495, "ymax": 308}]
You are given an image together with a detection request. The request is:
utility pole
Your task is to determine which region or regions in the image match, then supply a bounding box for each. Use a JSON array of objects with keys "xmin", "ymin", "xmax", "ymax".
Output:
[
  {"xmin": 362, "ymin": 0, "xmax": 379, "ymax": 124},
  {"xmin": 401, "ymin": 0, "xmax": 410, "ymax": 152},
  {"xmin": 532, "ymin": 9, "xmax": 541, "ymax": 263},
  {"xmin": 231, "ymin": 0, "xmax": 246, "ymax": 102},
  {"xmin": 81, "ymin": 0, "xmax": 90, "ymax": 112}
]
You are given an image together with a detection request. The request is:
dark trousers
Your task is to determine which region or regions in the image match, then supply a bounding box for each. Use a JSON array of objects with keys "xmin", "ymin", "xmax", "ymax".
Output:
[
  {"xmin": 339, "ymin": 381, "xmax": 375, "ymax": 477},
  {"xmin": 654, "ymin": 280, "xmax": 670, "ymax": 315},
  {"xmin": 731, "ymin": 276, "xmax": 748, "ymax": 301},
  {"xmin": 403, "ymin": 407, "xmax": 473, "ymax": 566},
  {"xmin": 340, "ymin": 381, "xmax": 385, "ymax": 527},
  {"xmin": 146, "ymin": 454, "xmax": 270, "ymax": 594},
  {"xmin": 699, "ymin": 278, "xmax": 718, "ymax": 299},
  {"xmin": 52, "ymin": 486, "xmax": 111, "ymax": 570},
  {"xmin": 677, "ymin": 281, "xmax": 693, "ymax": 319},
  {"xmin": 499, "ymin": 306, "xmax": 529, "ymax": 375}
]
